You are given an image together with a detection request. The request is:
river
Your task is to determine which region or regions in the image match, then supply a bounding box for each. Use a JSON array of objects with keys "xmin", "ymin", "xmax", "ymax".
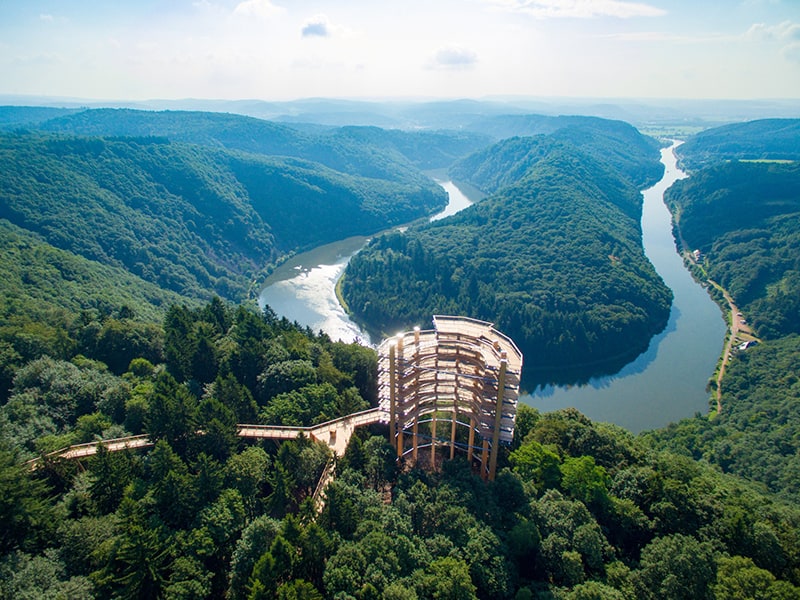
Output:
[
  {"xmin": 521, "ymin": 143, "xmax": 726, "ymax": 433},
  {"xmin": 257, "ymin": 176, "xmax": 478, "ymax": 346},
  {"xmin": 259, "ymin": 144, "xmax": 726, "ymax": 433}
]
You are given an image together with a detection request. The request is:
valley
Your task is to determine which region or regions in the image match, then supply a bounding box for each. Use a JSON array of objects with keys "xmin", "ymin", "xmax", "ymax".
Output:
[{"xmin": 0, "ymin": 103, "xmax": 799, "ymax": 599}]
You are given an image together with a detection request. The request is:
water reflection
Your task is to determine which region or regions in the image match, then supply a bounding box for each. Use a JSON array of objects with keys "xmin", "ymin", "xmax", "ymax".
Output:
[
  {"xmin": 520, "ymin": 143, "xmax": 726, "ymax": 433},
  {"xmin": 259, "ymin": 149, "xmax": 726, "ymax": 433},
  {"xmin": 258, "ymin": 181, "xmax": 475, "ymax": 346}
]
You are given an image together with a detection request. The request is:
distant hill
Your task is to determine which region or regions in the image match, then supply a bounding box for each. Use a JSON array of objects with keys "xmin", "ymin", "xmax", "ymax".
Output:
[
  {"xmin": 676, "ymin": 118, "xmax": 800, "ymax": 171},
  {"xmin": 342, "ymin": 122, "xmax": 670, "ymax": 383},
  {"xmin": 0, "ymin": 105, "xmax": 81, "ymax": 128},
  {"xmin": 451, "ymin": 116, "xmax": 663, "ymax": 217},
  {"xmin": 0, "ymin": 131, "xmax": 446, "ymax": 303},
  {"xmin": 20, "ymin": 107, "xmax": 489, "ymax": 174}
]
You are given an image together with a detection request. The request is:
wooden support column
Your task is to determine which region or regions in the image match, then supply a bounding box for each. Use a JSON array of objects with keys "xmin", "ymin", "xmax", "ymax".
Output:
[
  {"xmin": 480, "ymin": 439, "xmax": 490, "ymax": 481},
  {"xmin": 450, "ymin": 369, "xmax": 458, "ymax": 459},
  {"xmin": 467, "ymin": 417, "xmax": 476, "ymax": 463},
  {"xmin": 488, "ymin": 358, "xmax": 508, "ymax": 481},
  {"xmin": 397, "ymin": 427, "xmax": 404, "ymax": 458},
  {"xmin": 412, "ymin": 327, "xmax": 420, "ymax": 464},
  {"xmin": 396, "ymin": 335, "xmax": 405, "ymax": 458},
  {"xmin": 388, "ymin": 342, "xmax": 396, "ymax": 451}
]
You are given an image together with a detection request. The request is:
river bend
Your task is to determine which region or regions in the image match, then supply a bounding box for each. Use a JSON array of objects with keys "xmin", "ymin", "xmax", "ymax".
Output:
[{"xmin": 260, "ymin": 146, "xmax": 726, "ymax": 433}]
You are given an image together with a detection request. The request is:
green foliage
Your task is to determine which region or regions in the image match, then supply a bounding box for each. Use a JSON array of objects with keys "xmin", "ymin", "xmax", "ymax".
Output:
[
  {"xmin": 666, "ymin": 160, "xmax": 800, "ymax": 338},
  {"xmin": 676, "ymin": 118, "xmax": 800, "ymax": 171},
  {"xmin": 342, "ymin": 127, "xmax": 671, "ymax": 385},
  {"xmin": 0, "ymin": 125, "xmax": 447, "ymax": 311},
  {"xmin": 632, "ymin": 533, "xmax": 717, "ymax": 600},
  {"xmin": 2, "ymin": 109, "xmax": 800, "ymax": 600},
  {"xmin": 36, "ymin": 107, "xmax": 474, "ymax": 184},
  {"xmin": 0, "ymin": 356, "xmax": 128, "ymax": 455},
  {"xmin": 509, "ymin": 439, "xmax": 562, "ymax": 491},
  {"xmin": 559, "ymin": 456, "xmax": 611, "ymax": 509},
  {"xmin": 0, "ymin": 444, "xmax": 54, "ymax": 554},
  {"xmin": 227, "ymin": 516, "xmax": 282, "ymax": 599},
  {"xmin": 0, "ymin": 549, "xmax": 94, "ymax": 600},
  {"xmin": 713, "ymin": 555, "xmax": 800, "ymax": 600}
]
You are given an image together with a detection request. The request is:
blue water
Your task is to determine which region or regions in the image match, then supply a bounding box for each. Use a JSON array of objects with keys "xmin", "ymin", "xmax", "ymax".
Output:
[
  {"xmin": 260, "ymin": 147, "xmax": 727, "ymax": 433},
  {"xmin": 520, "ymin": 143, "xmax": 726, "ymax": 433}
]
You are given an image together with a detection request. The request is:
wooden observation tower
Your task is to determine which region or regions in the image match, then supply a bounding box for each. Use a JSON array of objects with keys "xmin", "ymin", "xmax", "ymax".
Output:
[{"xmin": 377, "ymin": 316, "xmax": 523, "ymax": 481}]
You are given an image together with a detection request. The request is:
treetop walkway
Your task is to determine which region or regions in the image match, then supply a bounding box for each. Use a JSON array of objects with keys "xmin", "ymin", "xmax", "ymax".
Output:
[{"xmin": 27, "ymin": 407, "xmax": 383, "ymax": 469}]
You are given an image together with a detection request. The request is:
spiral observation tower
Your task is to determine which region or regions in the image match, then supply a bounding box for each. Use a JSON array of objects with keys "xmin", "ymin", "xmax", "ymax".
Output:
[{"xmin": 377, "ymin": 316, "xmax": 523, "ymax": 481}]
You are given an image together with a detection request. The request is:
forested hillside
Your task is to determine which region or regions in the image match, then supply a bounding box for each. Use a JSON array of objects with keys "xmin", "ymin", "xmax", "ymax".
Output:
[
  {"xmin": 646, "ymin": 127, "xmax": 800, "ymax": 504},
  {"xmin": 665, "ymin": 161, "xmax": 800, "ymax": 339},
  {"xmin": 461, "ymin": 115, "xmax": 665, "ymax": 189},
  {"xmin": 0, "ymin": 131, "xmax": 446, "ymax": 303},
  {"xmin": 675, "ymin": 118, "xmax": 800, "ymax": 171},
  {"xmin": 342, "ymin": 122, "xmax": 671, "ymax": 383},
  {"xmin": 4, "ymin": 300, "xmax": 800, "ymax": 599},
  {"xmin": 3, "ymin": 107, "xmax": 800, "ymax": 599},
  {"xmin": 19, "ymin": 107, "xmax": 490, "ymax": 174}
]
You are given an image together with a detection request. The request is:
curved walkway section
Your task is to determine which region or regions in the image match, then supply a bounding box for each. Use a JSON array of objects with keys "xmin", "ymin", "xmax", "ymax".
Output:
[
  {"xmin": 28, "ymin": 407, "xmax": 383, "ymax": 469},
  {"xmin": 237, "ymin": 408, "xmax": 382, "ymax": 457}
]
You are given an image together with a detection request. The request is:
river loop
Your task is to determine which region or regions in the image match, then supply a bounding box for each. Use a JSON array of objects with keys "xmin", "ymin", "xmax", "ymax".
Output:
[{"xmin": 259, "ymin": 144, "xmax": 726, "ymax": 433}]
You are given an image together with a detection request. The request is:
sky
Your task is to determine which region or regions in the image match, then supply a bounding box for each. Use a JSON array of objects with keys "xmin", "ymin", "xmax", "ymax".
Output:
[{"xmin": 0, "ymin": 0, "xmax": 798, "ymax": 102}]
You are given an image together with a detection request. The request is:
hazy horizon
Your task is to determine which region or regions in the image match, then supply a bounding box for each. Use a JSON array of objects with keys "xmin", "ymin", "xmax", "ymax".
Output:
[{"xmin": 1, "ymin": 0, "xmax": 799, "ymax": 103}]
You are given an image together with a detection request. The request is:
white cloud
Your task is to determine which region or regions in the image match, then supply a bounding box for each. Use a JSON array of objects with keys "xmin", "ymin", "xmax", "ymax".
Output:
[
  {"xmin": 484, "ymin": 0, "xmax": 666, "ymax": 18},
  {"xmin": 602, "ymin": 30, "xmax": 731, "ymax": 44},
  {"xmin": 302, "ymin": 15, "xmax": 331, "ymax": 38},
  {"xmin": 39, "ymin": 14, "xmax": 54, "ymax": 22},
  {"xmin": 233, "ymin": 0, "xmax": 283, "ymax": 19},
  {"xmin": 745, "ymin": 21, "xmax": 800, "ymax": 64},
  {"xmin": 746, "ymin": 20, "xmax": 800, "ymax": 41},
  {"xmin": 429, "ymin": 45, "xmax": 478, "ymax": 70}
]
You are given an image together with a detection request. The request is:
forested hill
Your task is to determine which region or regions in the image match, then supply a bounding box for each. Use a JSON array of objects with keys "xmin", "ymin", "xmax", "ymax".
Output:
[
  {"xmin": 675, "ymin": 118, "xmax": 800, "ymax": 171},
  {"xmin": 665, "ymin": 161, "xmax": 800, "ymax": 339},
  {"xmin": 6, "ymin": 297, "xmax": 800, "ymax": 598},
  {"xmin": 13, "ymin": 107, "xmax": 490, "ymax": 174},
  {"xmin": 461, "ymin": 114, "xmax": 664, "ymax": 185},
  {"xmin": 0, "ymin": 131, "xmax": 446, "ymax": 303},
  {"xmin": 342, "ymin": 125, "xmax": 671, "ymax": 383},
  {"xmin": 645, "ymin": 124, "xmax": 800, "ymax": 506}
]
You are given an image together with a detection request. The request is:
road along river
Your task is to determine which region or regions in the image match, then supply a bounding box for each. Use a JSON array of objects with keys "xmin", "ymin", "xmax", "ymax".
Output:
[{"xmin": 260, "ymin": 145, "xmax": 726, "ymax": 433}]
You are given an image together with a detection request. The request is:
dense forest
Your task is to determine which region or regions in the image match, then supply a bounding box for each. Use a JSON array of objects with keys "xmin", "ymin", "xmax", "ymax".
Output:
[
  {"xmin": 341, "ymin": 121, "xmax": 671, "ymax": 383},
  {"xmin": 675, "ymin": 118, "xmax": 800, "ymax": 171},
  {"xmin": 3, "ymin": 298, "xmax": 800, "ymax": 599},
  {"xmin": 0, "ymin": 130, "xmax": 446, "ymax": 302},
  {"xmin": 2, "ymin": 107, "xmax": 800, "ymax": 598},
  {"xmin": 646, "ymin": 126, "xmax": 800, "ymax": 506},
  {"xmin": 665, "ymin": 160, "xmax": 800, "ymax": 339},
  {"xmin": 22, "ymin": 107, "xmax": 491, "ymax": 175}
]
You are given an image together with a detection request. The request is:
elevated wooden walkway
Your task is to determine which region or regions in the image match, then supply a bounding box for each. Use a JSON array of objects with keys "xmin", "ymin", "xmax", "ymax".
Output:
[
  {"xmin": 237, "ymin": 408, "xmax": 382, "ymax": 457},
  {"xmin": 28, "ymin": 408, "xmax": 383, "ymax": 469}
]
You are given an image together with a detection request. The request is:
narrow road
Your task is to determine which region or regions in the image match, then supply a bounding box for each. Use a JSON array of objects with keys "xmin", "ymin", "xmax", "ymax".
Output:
[{"xmin": 696, "ymin": 273, "xmax": 759, "ymax": 414}]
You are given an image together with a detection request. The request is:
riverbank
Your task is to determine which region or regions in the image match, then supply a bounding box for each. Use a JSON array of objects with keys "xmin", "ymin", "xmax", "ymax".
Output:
[
  {"xmin": 261, "ymin": 145, "xmax": 728, "ymax": 433},
  {"xmin": 522, "ymin": 143, "xmax": 726, "ymax": 433},
  {"xmin": 678, "ymin": 251, "xmax": 762, "ymax": 415}
]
